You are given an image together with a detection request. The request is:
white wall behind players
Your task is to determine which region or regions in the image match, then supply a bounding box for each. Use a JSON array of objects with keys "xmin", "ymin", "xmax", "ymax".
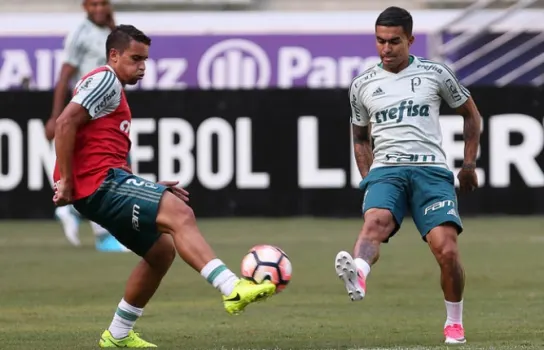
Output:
[{"xmin": 0, "ymin": 10, "xmax": 542, "ymax": 36}]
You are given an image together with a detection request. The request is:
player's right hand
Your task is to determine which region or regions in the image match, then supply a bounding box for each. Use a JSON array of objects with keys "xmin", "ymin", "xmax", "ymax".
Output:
[{"xmin": 53, "ymin": 180, "xmax": 74, "ymax": 206}]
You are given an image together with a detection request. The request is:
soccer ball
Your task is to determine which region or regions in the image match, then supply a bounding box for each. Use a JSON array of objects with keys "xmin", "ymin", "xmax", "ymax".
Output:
[{"xmin": 241, "ymin": 244, "xmax": 292, "ymax": 293}]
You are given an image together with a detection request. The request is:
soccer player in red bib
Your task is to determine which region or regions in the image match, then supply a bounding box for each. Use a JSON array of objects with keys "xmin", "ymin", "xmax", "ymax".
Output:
[
  {"xmin": 53, "ymin": 24, "xmax": 276, "ymax": 348},
  {"xmin": 45, "ymin": 0, "xmax": 127, "ymax": 252}
]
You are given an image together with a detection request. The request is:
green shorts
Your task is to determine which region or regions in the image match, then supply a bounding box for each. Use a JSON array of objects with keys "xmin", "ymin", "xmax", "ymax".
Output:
[
  {"xmin": 74, "ymin": 168, "xmax": 169, "ymax": 256},
  {"xmin": 359, "ymin": 166, "xmax": 463, "ymax": 242}
]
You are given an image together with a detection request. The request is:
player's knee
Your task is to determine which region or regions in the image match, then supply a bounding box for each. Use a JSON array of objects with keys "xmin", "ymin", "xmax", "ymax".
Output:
[
  {"xmin": 170, "ymin": 197, "xmax": 196, "ymax": 225},
  {"xmin": 427, "ymin": 225, "xmax": 459, "ymax": 265},
  {"xmin": 169, "ymin": 201, "xmax": 196, "ymax": 236},
  {"xmin": 434, "ymin": 243, "xmax": 459, "ymax": 267},
  {"xmin": 361, "ymin": 209, "xmax": 396, "ymax": 240}
]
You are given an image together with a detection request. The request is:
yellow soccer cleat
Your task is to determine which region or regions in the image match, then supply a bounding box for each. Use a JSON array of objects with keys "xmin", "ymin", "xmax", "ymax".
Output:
[
  {"xmin": 99, "ymin": 330, "xmax": 157, "ymax": 348},
  {"xmin": 223, "ymin": 279, "xmax": 276, "ymax": 315}
]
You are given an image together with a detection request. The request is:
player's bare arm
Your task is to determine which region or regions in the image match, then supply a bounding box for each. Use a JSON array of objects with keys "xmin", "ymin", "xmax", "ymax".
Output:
[
  {"xmin": 53, "ymin": 103, "xmax": 90, "ymax": 205},
  {"xmin": 45, "ymin": 64, "xmax": 78, "ymax": 140},
  {"xmin": 456, "ymin": 96, "xmax": 481, "ymax": 165},
  {"xmin": 455, "ymin": 97, "xmax": 481, "ymax": 193},
  {"xmin": 353, "ymin": 124, "xmax": 373, "ymax": 178}
]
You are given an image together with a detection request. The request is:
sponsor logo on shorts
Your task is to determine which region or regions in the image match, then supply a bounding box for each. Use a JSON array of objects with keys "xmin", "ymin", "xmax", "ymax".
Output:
[
  {"xmin": 132, "ymin": 204, "xmax": 141, "ymax": 231},
  {"xmin": 424, "ymin": 199, "xmax": 455, "ymax": 216},
  {"xmin": 126, "ymin": 178, "xmax": 159, "ymax": 189}
]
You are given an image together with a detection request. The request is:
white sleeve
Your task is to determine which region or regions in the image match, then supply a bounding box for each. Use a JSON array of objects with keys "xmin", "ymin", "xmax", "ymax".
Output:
[
  {"xmin": 71, "ymin": 70, "xmax": 121, "ymax": 119},
  {"xmin": 349, "ymin": 79, "xmax": 370, "ymax": 127},
  {"xmin": 62, "ymin": 27, "xmax": 86, "ymax": 68},
  {"xmin": 437, "ymin": 64, "xmax": 470, "ymax": 109}
]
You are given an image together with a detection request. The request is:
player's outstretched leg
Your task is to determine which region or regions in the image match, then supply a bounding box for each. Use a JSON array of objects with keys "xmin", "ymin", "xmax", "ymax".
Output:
[
  {"xmin": 100, "ymin": 234, "xmax": 175, "ymax": 348},
  {"xmin": 335, "ymin": 208, "xmax": 396, "ymax": 301},
  {"xmin": 156, "ymin": 191, "xmax": 276, "ymax": 315},
  {"xmin": 55, "ymin": 205, "xmax": 81, "ymax": 247},
  {"xmin": 426, "ymin": 225, "xmax": 466, "ymax": 345},
  {"xmin": 90, "ymin": 173, "xmax": 274, "ymax": 347}
]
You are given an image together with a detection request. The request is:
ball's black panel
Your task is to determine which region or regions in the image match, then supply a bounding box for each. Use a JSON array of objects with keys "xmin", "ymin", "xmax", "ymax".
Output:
[
  {"xmin": 250, "ymin": 250, "xmax": 261, "ymax": 264},
  {"xmin": 277, "ymin": 255, "xmax": 284, "ymax": 281},
  {"xmin": 257, "ymin": 262, "xmax": 280, "ymax": 267},
  {"xmin": 274, "ymin": 246, "xmax": 290, "ymax": 260}
]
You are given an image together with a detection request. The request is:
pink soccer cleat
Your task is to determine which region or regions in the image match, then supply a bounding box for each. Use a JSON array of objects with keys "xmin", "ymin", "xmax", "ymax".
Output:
[
  {"xmin": 335, "ymin": 251, "xmax": 366, "ymax": 301},
  {"xmin": 444, "ymin": 324, "xmax": 466, "ymax": 344}
]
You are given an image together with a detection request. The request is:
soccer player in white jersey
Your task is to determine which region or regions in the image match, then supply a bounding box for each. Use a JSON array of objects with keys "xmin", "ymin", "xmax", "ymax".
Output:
[
  {"xmin": 334, "ymin": 7, "xmax": 480, "ymax": 345},
  {"xmin": 44, "ymin": 0, "xmax": 127, "ymax": 252}
]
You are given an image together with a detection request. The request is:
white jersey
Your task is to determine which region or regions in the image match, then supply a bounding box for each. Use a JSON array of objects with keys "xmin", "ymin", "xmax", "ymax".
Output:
[
  {"xmin": 349, "ymin": 56, "xmax": 470, "ymax": 170},
  {"xmin": 71, "ymin": 66, "xmax": 122, "ymax": 120},
  {"xmin": 62, "ymin": 18, "xmax": 111, "ymax": 87}
]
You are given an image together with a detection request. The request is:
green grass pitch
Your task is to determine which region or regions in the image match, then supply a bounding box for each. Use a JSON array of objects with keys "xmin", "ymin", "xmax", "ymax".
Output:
[{"xmin": 1, "ymin": 217, "xmax": 544, "ymax": 349}]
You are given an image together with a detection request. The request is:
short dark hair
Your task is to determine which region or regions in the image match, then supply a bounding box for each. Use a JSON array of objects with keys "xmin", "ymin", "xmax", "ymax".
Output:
[
  {"xmin": 375, "ymin": 6, "xmax": 413, "ymax": 36},
  {"xmin": 105, "ymin": 25, "xmax": 151, "ymax": 58}
]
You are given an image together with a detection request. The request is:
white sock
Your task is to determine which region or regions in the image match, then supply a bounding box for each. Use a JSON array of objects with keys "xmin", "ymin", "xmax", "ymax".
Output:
[
  {"xmin": 354, "ymin": 258, "xmax": 371, "ymax": 278},
  {"xmin": 55, "ymin": 205, "xmax": 71, "ymax": 217},
  {"xmin": 444, "ymin": 299, "xmax": 463, "ymax": 327},
  {"xmin": 90, "ymin": 221, "xmax": 109, "ymax": 237},
  {"xmin": 56, "ymin": 205, "xmax": 81, "ymax": 218},
  {"xmin": 200, "ymin": 259, "xmax": 239, "ymax": 297},
  {"xmin": 108, "ymin": 299, "xmax": 143, "ymax": 339},
  {"xmin": 55, "ymin": 205, "xmax": 81, "ymax": 247}
]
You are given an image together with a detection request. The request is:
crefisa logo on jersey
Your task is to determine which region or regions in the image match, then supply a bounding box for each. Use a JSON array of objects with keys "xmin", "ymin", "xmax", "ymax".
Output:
[
  {"xmin": 94, "ymin": 89, "xmax": 117, "ymax": 114},
  {"xmin": 374, "ymin": 99, "xmax": 430, "ymax": 124},
  {"xmin": 416, "ymin": 64, "xmax": 443, "ymax": 74}
]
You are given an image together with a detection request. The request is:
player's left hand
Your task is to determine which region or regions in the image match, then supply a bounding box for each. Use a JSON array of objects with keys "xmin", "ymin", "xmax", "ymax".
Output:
[
  {"xmin": 457, "ymin": 166, "xmax": 478, "ymax": 193},
  {"xmin": 158, "ymin": 181, "xmax": 190, "ymax": 202},
  {"xmin": 53, "ymin": 180, "xmax": 74, "ymax": 206}
]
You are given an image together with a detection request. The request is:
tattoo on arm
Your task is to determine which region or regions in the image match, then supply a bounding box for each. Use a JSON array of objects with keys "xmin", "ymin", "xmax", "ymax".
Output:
[{"xmin": 353, "ymin": 125, "xmax": 373, "ymax": 178}]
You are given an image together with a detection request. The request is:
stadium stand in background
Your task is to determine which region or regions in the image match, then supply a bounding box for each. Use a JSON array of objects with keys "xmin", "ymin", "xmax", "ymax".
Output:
[{"xmin": 2, "ymin": 0, "xmax": 544, "ymax": 12}]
